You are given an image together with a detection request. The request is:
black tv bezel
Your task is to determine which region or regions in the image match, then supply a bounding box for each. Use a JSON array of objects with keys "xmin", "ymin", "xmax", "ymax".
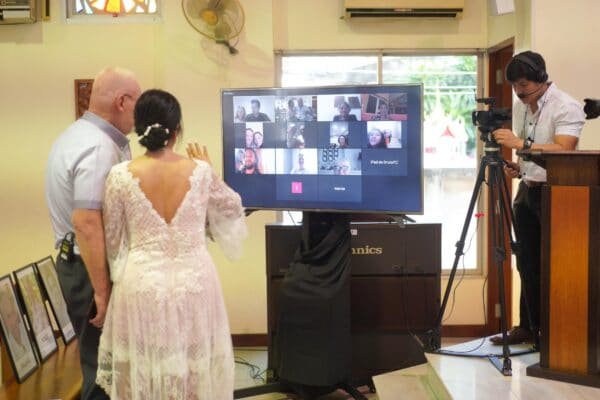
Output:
[{"xmin": 220, "ymin": 83, "xmax": 424, "ymax": 216}]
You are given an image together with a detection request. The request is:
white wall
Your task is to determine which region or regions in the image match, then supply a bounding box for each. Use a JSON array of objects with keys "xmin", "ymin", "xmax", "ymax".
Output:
[
  {"xmin": 531, "ymin": 0, "xmax": 600, "ymax": 149},
  {"xmin": 487, "ymin": 0, "xmax": 532, "ymax": 51}
]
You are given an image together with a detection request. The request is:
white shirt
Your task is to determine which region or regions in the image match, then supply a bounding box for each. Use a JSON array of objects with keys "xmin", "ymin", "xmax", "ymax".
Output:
[{"xmin": 513, "ymin": 83, "xmax": 585, "ymax": 182}]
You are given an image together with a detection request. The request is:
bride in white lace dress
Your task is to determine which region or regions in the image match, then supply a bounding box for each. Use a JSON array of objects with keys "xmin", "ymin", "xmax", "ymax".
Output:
[{"xmin": 96, "ymin": 89, "xmax": 246, "ymax": 399}]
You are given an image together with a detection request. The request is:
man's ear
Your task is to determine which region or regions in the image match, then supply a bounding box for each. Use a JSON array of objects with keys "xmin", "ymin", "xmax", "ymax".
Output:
[{"xmin": 114, "ymin": 94, "xmax": 127, "ymax": 112}]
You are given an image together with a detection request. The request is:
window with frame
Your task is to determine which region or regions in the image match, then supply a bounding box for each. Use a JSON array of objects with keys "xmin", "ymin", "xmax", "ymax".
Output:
[
  {"xmin": 279, "ymin": 53, "xmax": 481, "ymax": 272},
  {"xmin": 67, "ymin": 0, "xmax": 159, "ymax": 17}
]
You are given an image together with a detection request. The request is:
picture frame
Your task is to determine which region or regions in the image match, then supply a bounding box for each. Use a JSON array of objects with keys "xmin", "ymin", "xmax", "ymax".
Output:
[
  {"xmin": 74, "ymin": 79, "xmax": 94, "ymax": 119},
  {"xmin": 34, "ymin": 256, "xmax": 76, "ymax": 345},
  {"xmin": 13, "ymin": 264, "xmax": 58, "ymax": 362},
  {"xmin": 0, "ymin": 274, "xmax": 38, "ymax": 383}
]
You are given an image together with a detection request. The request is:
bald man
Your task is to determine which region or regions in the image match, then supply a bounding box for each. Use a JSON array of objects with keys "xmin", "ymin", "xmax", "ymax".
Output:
[{"xmin": 45, "ymin": 67, "xmax": 141, "ymax": 400}]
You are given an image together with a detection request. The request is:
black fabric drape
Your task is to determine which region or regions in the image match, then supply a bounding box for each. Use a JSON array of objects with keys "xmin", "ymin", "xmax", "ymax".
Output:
[{"xmin": 275, "ymin": 213, "xmax": 352, "ymax": 388}]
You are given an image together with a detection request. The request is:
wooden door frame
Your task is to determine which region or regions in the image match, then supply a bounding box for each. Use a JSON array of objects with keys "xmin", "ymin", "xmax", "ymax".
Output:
[
  {"xmin": 441, "ymin": 40, "xmax": 515, "ymax": 338},
  {"xmin": 485, "ymin": 39, "xmax": 515, "ymax": 336}
]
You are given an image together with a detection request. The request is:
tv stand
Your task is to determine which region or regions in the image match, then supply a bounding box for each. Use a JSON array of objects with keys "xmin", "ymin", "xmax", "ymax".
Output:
[
  {"xmin": 266, "ymin": 222, "xmax": 441, "ymax": 383},
  {"xmin": 391, "ymin": 214, "xmax": 416, "ymax": 227}
]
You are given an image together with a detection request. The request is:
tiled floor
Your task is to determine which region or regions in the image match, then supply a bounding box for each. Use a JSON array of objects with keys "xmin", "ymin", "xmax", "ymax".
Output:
[
  {"xmin": 233, "ymin": 347, "xmax": 377, "ymax": 399},
  {"xmin": 374, "ymin": 337, "xmax": 600, "ymax": 400},
  {"xmin": 237, "ymin": 338, "xmax": 600, "ymax": 400},
  {"xmin": 427, "ymin": 338, "xmax": 600, "ymax": 400},
  {"xmin": 232, "ymin": 339, "xmax": 471, "ymax": 399}
]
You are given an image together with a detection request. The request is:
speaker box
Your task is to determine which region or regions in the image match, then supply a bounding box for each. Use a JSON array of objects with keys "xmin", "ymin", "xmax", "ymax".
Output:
[
  {"xmin": 267, "ymin": 223, "xmax": 442, "ymax": 382},
  {"xmin": 488, "ymin": 0, "xmax": 515, "ymax": 16}
]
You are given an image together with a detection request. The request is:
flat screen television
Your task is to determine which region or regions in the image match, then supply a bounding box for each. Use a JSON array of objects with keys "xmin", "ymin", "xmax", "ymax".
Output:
[{"xmin": 221, "ymin": 84, "xmax": 423, "ymax": 215}]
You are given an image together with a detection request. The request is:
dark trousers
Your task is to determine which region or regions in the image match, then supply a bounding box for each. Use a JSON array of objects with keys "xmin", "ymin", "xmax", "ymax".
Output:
[
  {"xmin": 56, "ymin": 255, "xmax": 109, "ymax": 400},
  {"xmin": 513, "ymin": 181, "xmax": 542, "ymax": 333}
]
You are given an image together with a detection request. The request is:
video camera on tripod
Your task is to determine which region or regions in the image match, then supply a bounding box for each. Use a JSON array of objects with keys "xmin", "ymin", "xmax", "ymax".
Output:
[{"xmin": 472, "ymin": 97, "xmax": 511, "ymax": 148}]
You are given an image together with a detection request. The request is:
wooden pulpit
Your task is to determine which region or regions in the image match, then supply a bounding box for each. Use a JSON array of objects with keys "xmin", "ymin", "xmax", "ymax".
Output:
[{"xmin": 523, "ymin": 150, "xmax": 600, "ymax": 388}]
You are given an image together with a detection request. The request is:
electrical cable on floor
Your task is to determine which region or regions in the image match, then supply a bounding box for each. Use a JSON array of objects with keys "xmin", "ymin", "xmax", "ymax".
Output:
[
  {"xmin": 235, "ymin": 356, "xmax": 266, "ymax": 383},
  {"xmin": 434, "ymin": 189, "xmax": 498, "ymax": 355},
  {"xmin": 442, "ymin": 200, "xmax": 482, "ymax": 323},
  {"xmin": 287, "ymin": 210, "xmax": 299, "ymax": 225},
  {"xmin": 437, "ymin": 274, "xmax": 489, "ymax": 355}
]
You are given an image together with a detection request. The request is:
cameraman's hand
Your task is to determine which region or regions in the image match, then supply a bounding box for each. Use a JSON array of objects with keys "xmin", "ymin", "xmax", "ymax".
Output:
[
  {"xmin": 493, "ymin": 129, "xmax": 524, "ymax": 149},
  {"xmin": 503, "ymin": 160, "xmax": 521, "ymax": 179}
]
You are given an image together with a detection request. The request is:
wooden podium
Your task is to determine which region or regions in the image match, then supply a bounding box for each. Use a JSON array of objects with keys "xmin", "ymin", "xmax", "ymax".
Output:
[{"xmin": 523, "ymin": 150, "xmax": 600, "ymax": 388}]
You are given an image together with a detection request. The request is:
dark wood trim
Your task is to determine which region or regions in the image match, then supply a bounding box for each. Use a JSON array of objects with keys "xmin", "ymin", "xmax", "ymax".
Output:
[
  {"xmin": 527, "ymin": 363, "xmax": 600, "ymax": 388},
  {"xmin": 441, "ymin": 324, "xmax": 488, "ymax": 338},
  {"xmin": 486, "ymin": 42, "xmax": 514, "ymax": 338},
  {"xmin": 540, "ymin": 186, "xmax": 551, "ymax": 367},
  {"xmin": 588, "ymin": 187, "xmax": 600, "ymax": 374},
  {"xmin": 487, "ymin": 37, "xmax": 515, "ymax": 54},
  {"xmin": 233, "ymin": 327, "xmax": 489, "ymax": 343},
  {"xmin": 232, "ymin": 334, "xmax": 268, "ymax": 347}
]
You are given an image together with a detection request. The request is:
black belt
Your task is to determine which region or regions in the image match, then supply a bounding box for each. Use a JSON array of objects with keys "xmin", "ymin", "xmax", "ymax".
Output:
[
  {"xmin": 56, "ymin": 251, "xmax": 82, "ymax": 263},
  {"xmin": 523, "ymin": 180, "xmax": 544, "ymax": 188}
]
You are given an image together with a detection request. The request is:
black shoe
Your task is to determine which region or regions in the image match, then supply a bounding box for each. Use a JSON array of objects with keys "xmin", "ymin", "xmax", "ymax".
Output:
[{"xmin": 489, "ymin": 327, "xmax": 533, "ymax": 345}]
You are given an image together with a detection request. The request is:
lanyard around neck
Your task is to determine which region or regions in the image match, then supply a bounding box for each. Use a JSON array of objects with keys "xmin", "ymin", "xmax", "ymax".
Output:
[{"xmin": 522, "ymin": 90, "xmax": 549, "ymax": 142}]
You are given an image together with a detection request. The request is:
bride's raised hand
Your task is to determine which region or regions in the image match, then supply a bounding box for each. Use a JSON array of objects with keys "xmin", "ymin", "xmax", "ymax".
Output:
[{"xmin": 186, "ymin": 143, "xmax": 212, "ymax": 166}]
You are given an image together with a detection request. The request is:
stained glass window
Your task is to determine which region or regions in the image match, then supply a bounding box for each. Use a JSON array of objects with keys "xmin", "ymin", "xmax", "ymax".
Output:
[{"xmin": 71, "ymin": 0, "xmax": 158, "ymax": 16}]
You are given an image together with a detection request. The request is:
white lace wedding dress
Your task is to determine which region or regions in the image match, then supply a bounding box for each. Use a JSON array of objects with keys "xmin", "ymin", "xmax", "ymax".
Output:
[{"xmin": 96, "ymin": 160, "xmax": 247, "ymax": 400}]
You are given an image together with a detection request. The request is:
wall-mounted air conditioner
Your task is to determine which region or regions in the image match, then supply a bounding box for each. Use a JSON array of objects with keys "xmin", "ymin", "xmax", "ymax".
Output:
[
  {"xmin": 0, "ymin": 0, "xmax": 36, "ymax": 25},
  {"xmin": 343, "ymin": 0, "xmax": 464, "ymax": 19}
]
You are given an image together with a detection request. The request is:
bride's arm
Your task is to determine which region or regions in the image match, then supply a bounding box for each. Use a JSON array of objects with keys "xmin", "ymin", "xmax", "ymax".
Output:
[
  {"xmin": 187, "ymin": 142, "xmax": 248, "ymax": 259},
  {"xmin": 206, "ymin": 171, "xmax": 247, "ymax": 260}
]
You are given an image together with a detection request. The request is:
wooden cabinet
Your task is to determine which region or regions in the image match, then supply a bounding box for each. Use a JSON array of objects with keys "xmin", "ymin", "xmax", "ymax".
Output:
[{"xmin": 266, "ymin": 222, "xmax": 441, "ymax": 381}]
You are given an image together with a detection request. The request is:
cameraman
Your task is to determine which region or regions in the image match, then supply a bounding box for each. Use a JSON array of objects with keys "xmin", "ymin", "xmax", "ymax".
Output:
[{"xmin": 491, "ymin": 51, "xmax": 585, "ymax": 345}]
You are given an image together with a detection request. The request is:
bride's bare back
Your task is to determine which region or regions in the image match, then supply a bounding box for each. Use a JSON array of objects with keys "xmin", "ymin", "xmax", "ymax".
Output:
[{"xmin": 127, "ymin": 154, "xmax": 198, "ymax": 225}]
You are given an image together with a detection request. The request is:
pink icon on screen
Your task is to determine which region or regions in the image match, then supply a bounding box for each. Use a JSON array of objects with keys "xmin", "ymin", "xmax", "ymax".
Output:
[{"xmin": 291, "ymin": 181, "xmax": 303, "ymax": 194}]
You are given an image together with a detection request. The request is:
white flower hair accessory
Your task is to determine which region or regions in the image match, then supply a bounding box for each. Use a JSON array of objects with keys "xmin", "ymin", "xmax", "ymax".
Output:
[{"xmin": 139, "ymin": 123, "xmax": 170, "ymax": 145}]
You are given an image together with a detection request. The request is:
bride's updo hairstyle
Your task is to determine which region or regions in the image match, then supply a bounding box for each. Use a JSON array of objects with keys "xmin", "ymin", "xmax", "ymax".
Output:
[{"xmin": 134, "ymin": 89, "xmax": 182, "ymax": 152}]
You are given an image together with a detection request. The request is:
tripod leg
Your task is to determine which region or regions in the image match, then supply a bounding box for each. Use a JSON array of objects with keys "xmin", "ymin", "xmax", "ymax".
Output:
[
  {"xmin": 498, "ymin": 173, "xmax": 539, "ymax": 351},
  {"xmin": 428, "ymin": 156, "xmax": 488, "ymax": 351},
  {"xmin": 339, "ymin": 382, "xmax": 368, "ymax": 400},
  {"xmin": 488, "ymin": 163, "xmax": 512, "ymax": 375}
]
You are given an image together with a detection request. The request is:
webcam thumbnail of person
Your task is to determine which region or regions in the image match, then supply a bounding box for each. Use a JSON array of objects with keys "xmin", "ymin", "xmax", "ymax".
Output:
[
  {"xmin": 233, "ymin": 96, "xmax": 275, "ymax": 123},
  {"xmin": 235, "ymin": 148, "xmax": 275, "ymax": 175},
  {"xmin": 360, "ymin": 93, "xmax": 408, "ymax": 121},
  {"xmin": 316, "ymin": 94, "xmax": 362, "ymax": 122},
  {"xmin": 365, "ymin": 121, "xmax": 403, "ymax": 149},
  {"xmin": 318, "ymin": 148, "xmax": 362, "ymax": 175},
  {"xmin": 274, "ymin": 95, "xmax": 317, "ymax": 123},
  {"xmin": 275, "ymin": 149, "xmax": 318, "ymax": 175}
]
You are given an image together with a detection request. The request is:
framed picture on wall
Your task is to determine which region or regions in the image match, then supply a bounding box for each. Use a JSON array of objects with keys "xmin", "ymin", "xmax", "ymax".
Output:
[
  {"xmin": 34, "ymin": 256, "xmax": 76, "ymax": 345},
  {"xmin": 13, "ymin": 264, "xmax": 58, "ymax": 362},
  {"xmin": 74, "ymin": 79, "xmax": 94, "ymax": 119},
  {"xmin": 0, "ymin": 274, "xmax": 38, "ymax": 383}
]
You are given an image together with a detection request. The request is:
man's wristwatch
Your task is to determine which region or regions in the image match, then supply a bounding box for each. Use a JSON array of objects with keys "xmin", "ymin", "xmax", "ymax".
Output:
[{"xmin": 522, "ymin": 138, "xmax": 533, "ymax": 150}]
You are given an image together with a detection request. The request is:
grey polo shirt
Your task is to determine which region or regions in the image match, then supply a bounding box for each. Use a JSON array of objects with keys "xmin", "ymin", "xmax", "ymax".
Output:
[{"xmin": 45, "ymin": 111, "xmax": 131, "ymax": 250}]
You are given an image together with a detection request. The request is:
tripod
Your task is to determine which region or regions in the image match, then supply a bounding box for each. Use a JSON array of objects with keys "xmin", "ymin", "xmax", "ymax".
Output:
[{"xmin": 426, "ymin": 140, "xmax": 528, "ymax": 376}]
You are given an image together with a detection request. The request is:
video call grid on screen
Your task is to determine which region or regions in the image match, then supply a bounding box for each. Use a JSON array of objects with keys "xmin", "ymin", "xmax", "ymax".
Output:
[{"xmin": 222, "ymin": 85, "xmax": 423, "ymax": 214}]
